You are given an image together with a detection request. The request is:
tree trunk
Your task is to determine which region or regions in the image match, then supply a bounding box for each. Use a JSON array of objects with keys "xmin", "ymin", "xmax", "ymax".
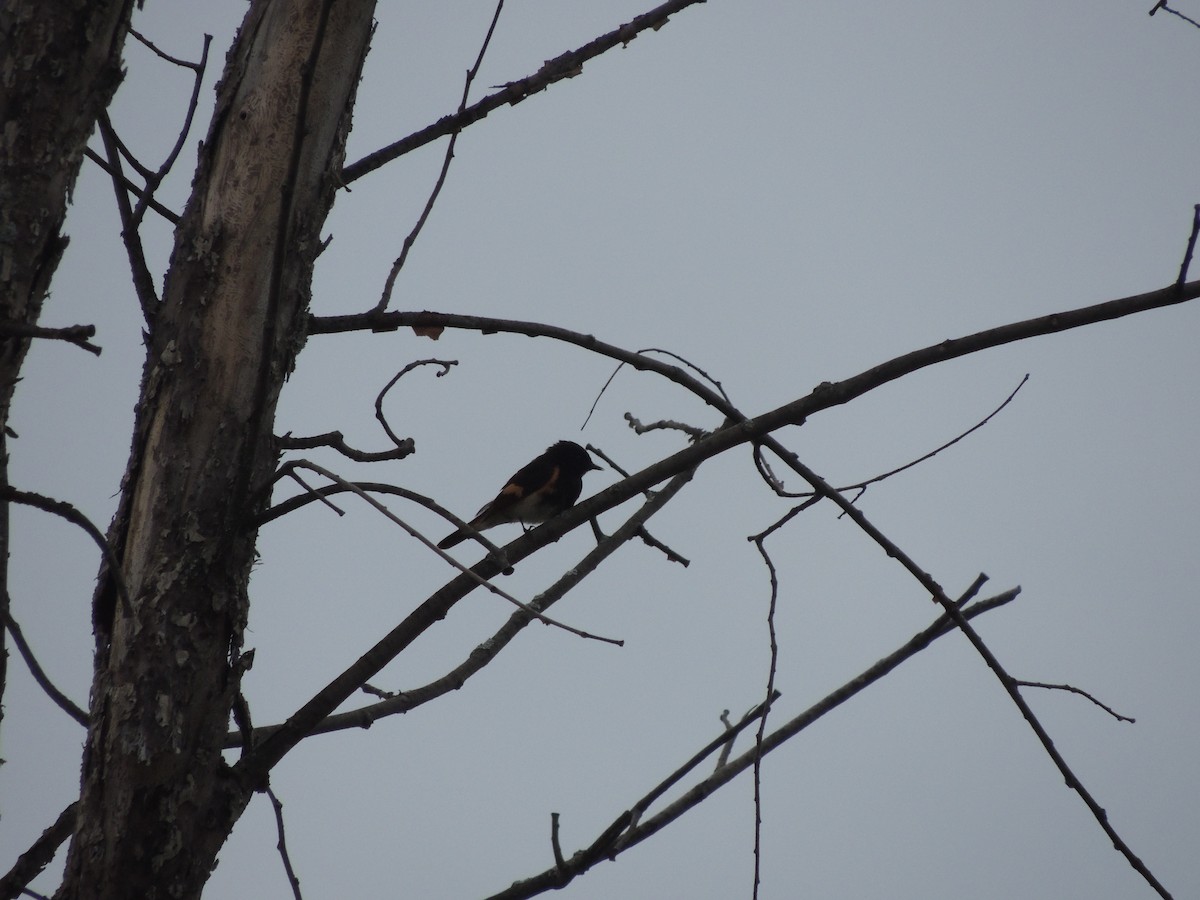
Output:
[
  {"xmin": 0, "ymin": 0, "xmax": 134, "ymax": 742},
  {"xmin": 56, "ymin": 1, "xmax": 376, "ymax": 897}
]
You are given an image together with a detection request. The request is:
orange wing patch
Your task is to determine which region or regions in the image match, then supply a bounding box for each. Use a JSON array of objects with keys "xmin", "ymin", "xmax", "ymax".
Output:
[{"xmin": 532, "ymin": 465, "xmax": 561, "ymax": 496}]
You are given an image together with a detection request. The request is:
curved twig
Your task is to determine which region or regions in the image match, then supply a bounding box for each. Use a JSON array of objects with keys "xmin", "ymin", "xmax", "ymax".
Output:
[
  {"xmin": 374, "ymin": 359, "xmax": 455, "ymax": 450},
  {"xmin": 2, "ymin": 610, "xmax": 88, "ymax": 726},
  {"xmin": 0, "ymin": 487, "xmax": 131, "ymax": 620}
]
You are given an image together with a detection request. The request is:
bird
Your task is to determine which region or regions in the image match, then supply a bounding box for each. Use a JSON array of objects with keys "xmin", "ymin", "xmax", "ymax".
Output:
[{"xmin": 437, "ymin": 441, "xmax": 602, "ymax": 550}]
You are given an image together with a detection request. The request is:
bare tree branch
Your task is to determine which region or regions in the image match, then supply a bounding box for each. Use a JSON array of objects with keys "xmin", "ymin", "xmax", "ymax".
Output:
[
  {"xmin": 259, "ymin": 478, "xmax": 453, "ymax": 526},
  {"xmin": 0, "ymin": 801, "xmax": 78, "ymax": 900},
  {"xmin": 0, "ymin": 322, "xmax": 100, "ymax": 355},
  {"xmin": 1149, "ymin": 0, "xmax": 1200, "ymax": 27},
  {"xmin": 2, "ymin": 610, "xmax": 88, "ymax": 726},
  {"xmin": 226, "ymin": 466, "xmax": 696, "ymax": 750},
  {"xmin": 756, "ymin": 444, "xmax": 1173, "ymax": 898},
  {"xmin": 373, "ymin": 359, "xmax": 455, "ymax": 450},
  {"xmin": 1177, "ymin": 204, "xmax": 1200, "ymax": 286},
  {"xmin": 316, "ymin": 278, "xmax": 1200, "ymax": 897},
  {"xmin": 747, "ymin": 532, "xmax": 781, "ymax": 900},
  {"xmin": 307, "ymin": 280, "xmax": 1200, "ymax": 431},
  {"xmin": 82, "ymin": 148, "xmax": 181, "ymax": 224},
  {"xmin": 341, "ymin": 0, "xmax": 708, "ymax": 184},
  {"xmin": 280, "ymin": 460, "xmax": 623, "ymax": 645},
  {"xmin": 96, "ymin": 112, "xmax": 160, "ymax": 322},
  {"xmin": 549, "ymin": 813, "xmax": 566, "ymax": 874},
  {"xmin": 486, "ymin": 588, "xmax": 1021, "ymax": 899},
  {"xmin": 128, "ymin": 32, "xmax": 212, "ymax": 230},
  {"xmin": 830, "ymin": 374, "xmax": 1030, "ymax": 496},
  {"xmin": 0, "ymin": 486, "xmax": 132, "ymax": 622},
  {"xmin": 266, "ymin": 786, "xmax": 304, "ymax": 900},
  {"xmin": 1017, "ymin": 680, "xmax": 1137, "ymax": 724},
  {"xmin": 277, "ymin": 431, "xmax": 414, "ymax": 463},
  {"xmin": 375, "ymin": 2, "xmax": 505, "ymax": 312},
  {"xmin": 623, "ymin": 411, "xmax": 708, "ymax": 441}
]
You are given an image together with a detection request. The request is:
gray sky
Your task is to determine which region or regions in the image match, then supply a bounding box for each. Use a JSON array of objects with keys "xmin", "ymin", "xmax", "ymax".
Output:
[{"xmin": 4, "ymin": 2, "xmax": 1199, "ymax": 898}]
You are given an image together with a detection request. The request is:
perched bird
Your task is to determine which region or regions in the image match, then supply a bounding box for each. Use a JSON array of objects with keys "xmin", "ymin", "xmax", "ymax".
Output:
[{"xmin": 437, "ymin": 441, "xmax": 601, "ymax": 550}]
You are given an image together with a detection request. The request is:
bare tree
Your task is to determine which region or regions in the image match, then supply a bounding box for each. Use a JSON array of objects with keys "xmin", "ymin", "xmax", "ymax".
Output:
[{"xmin": 1, "ymin": 2, "xmax": 1196, "ymax": 899}]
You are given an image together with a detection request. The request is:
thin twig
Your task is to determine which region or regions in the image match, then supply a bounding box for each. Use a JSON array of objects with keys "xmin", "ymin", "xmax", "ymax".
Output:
[
  {"xmin": 277, "ymin": 430, "xmax": 414, "ymax": 463},
  {"xmin": 1177, "ymin": 204, "xmax": 1200, "ymax": 286},
  {"xmin": 279, "ymin": 466, "xmax": 346, "ymax": 517},
  {"xmin": 130, "ymin": 33, "xmax": 212, "ymax": 230},
  {"xmin": 129, "ymin": 26, "xmax": 208, "ymax": 69},
  {"xmin": 581, "ymin": 362, "xmax": 624, "ymax": 431},
  {"xmin": 954, "ymin": 573, "xmax": 989, "ymax": 609},
  {"xmin": 550, "ymin": 813, "xmax": 566, "ymax": 872},
  {"xmin": 751, "ymin": 496, "xmax": 821, "ymax": 541},
  {"xmin": 623, "ymin": 411, "xmax": 709, "ymax": 441},
  {"xmin": 266, "ymin": 786, "xmax": 304, "ymax": 900},
  {"xmin": 259, "ymin": 478, "xmax": 452, "ymax": 526},
  {"xmin": 1149, "ymin": 1, "xmax": 1200, "ymax": 27},
  {"xmin": 2, "ymin": 610, "xmax": 88, "ymax": 726},
  {"xmin": 1016, "ymin": 680, "xmax": 1136, "ymax": 723},
  {"xmin": 83, "ymin": 148, "xmax": 181, "ymax": 224},
  {"xmin": 715, "ymin": 709, "xmax": 734, "ymax": 769},
  {"xmin": 583, "ymin": 444, "xmax": 685, "ymax": 562},
  {"xmin": 626, "ymin": 692, "xmax": 780, "ymax": 832},
  {"xmin": 747, "ymin": 534, "xmax": 781, "ymax": 900},
  {"xmin": 582, "ymin": 346, "xmax": 732, "ymax": 431},
  {"xmin": 633, "ymin": 525, "xmax": 689, "ymax": 566},
  {"xmin": 840, "ymin": 374, "xmax": 1030, "ymax": 492},
  {"xmin": 639, "ymin": 347, "xmax": 733, "ymax": 406},
  {"xmin": 374, "ymin": 2, "xmax": 505, "ymax": 313},
  {"xmin": 0, "ymin": 322, "xmax": 101, "ymax": 355},
  {"xmin": 342, "ymin": 0, "xmax": 708, "ymax": 184},
  {"xmin": 755, "ymin": 376, "xmax": 1029, "ymax": 498},
  {"xmin": 96, "ymin": 112, "xmax": 160, "ymax": 322},
  {"xmin": 0, "ymin": 487, "xmax": 132, "ymax": 620},
  {"xmin": 100, "ymin": 114, "xmax": 154, "ymax": 180},
  {"xmin": 751, "ymin": 443, "xmax": 803, "ymax": 497}
]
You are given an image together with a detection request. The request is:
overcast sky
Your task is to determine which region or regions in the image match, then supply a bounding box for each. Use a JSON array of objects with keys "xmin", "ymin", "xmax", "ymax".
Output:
[{"xmin": 5, "ymin": 2, "xmax": 1200, "ymax": 898}]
